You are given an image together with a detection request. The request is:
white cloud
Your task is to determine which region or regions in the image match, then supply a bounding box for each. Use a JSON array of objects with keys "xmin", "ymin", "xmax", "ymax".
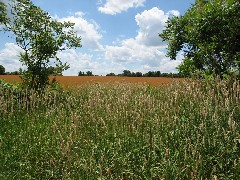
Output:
[
  {"xmin": 0, "ymin": 43, "xmax": 104, "ymax": 75},
  {"xmin": 57, "ymin": 12, "xmax": 103, "ymax": 51},
  {"xmin": 0, "ymin": 7, "xmax": 182, "ymax": 75},
  {"xmin": 98, "ymin": 0, "xmax": 146, "ymax": 15},
  {"xmin": 103, "ymin": 7, "xmax": 181, "ymax": 73},
  {"xmin": 0, "ymin": 43, "xmax": 24, "ymax": 72},
  {"xmin": 0, "ymin": 11, "xmax": 106, "ymax": 75},
  {"xmin": 58, "ymin": 48, "xmax": 130, "ymax": 76},
  {"xmin": 135, "ymin": 7, "xmax": 170, "ymax": 47},
  {"xmin": 58, "ymin": 49, "xmax": 108, "ymax": 76},
  {"xmin": 74, "ymin": 11, "xmax": 85, "ymax": 17},
  {"xmin": 167, "ymin": 10, "xmax": 180, "ymax": 17}
]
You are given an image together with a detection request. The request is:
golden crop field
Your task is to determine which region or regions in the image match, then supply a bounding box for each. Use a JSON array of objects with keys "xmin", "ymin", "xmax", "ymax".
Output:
[{"xmin": 0, "ymin": 75, "xmax": 184, "ymax": 86}]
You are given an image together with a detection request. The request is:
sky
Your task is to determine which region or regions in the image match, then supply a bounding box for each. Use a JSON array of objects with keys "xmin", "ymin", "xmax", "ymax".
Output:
[{"xmin": 0, "ymin": 0, "xmax": 195, "ymax": 76}]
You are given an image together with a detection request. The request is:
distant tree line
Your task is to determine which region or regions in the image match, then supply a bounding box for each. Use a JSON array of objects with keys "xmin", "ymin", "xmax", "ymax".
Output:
[
  {"xmin": 0, "ymin": 65, "xmax": 19, "ymax": 75},
  {"xmin": 106, "ymin": 70, "xmax": 183, "ymax": 78},
  {"xmin": 78, "ymin": 71, "xmax": 95, "ymax": 76},
  {"xmin": 2, "ymin": 64, "xmax": 183, "ymax": 78},
  {"xmin": 4, "ymin": 71, "xmax": 20, "ymax": 75},
  {"xmin": 0, "ymin": 65, "xmax": 61, "ymax": 76}
]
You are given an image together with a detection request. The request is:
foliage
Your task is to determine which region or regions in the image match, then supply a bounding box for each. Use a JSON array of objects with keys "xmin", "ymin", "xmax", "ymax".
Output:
[
  {"xmin": 123, "ymin": 69, "xmax": 132, "ymax": 77},
  {"xmin": 48, "ymin": 66, "xmax": 62, "ymax": 76},
  {"xmin": 0, "ymin": 64, "xmax": 5, "ymax": 75},
  {"xmin": 106, "ymin": 72, "xmax": 116, "ymax": 76},
  {"xmin": 78, "ymin": 71, "xmax": 94, "ymax": 76},
  {"xmin": 78, "ymin": 71, "xmax": 85, "ymax": 76},
  {"xmin": 160, "ymin": 0, "xmax": 240, "ymax": 78},
  {"xmin": 1, "ymin": 80, "xmax": 240, "ymax": 179},
  {"xmin": 0, "ymin": 78, "xmax": 65, "ymax": 113},
  {"xmin": 5, "ymin": 71, "xmax": 19, "ymax": 75},
  {"xmin": 143, "ymin": 71, "xmax": 161, "ymax": 77},
  {"xmin": 0, "ymin": 2, "xmax": 8, "ymax": 24},
  {"xmin": 117, "ymin": 69, "xmax": 182, "ymax": 77},
  {"xmin": 86, "ymin": 71, "xmax": 93, "ymax": 76},
  {"xmin": 2, "ymin": 0, "xmax": 81, "ymax": 90},
  {"xmin": 0, "ymin": 79, "xmax": 29, "ymax": 108},
  {"xmin": 135, "ymin": 71, "xmax": 142, "ymax": 77},
  {"xmin": 0, "ymin": 79, "xmax": 19, "ymax": 91}
]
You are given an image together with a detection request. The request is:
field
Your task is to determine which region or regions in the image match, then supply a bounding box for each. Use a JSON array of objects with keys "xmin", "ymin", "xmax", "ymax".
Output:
[
  {"xmin": 0, "ymin": 75, "xmax": 183, "ymax": 87},
  {"xmin": 1, "ymin": 77, "xmax": 240, "ymax": 179}
]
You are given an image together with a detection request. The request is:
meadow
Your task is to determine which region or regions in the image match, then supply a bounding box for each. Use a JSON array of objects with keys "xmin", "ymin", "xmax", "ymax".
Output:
[{"xmin": 0, "ymin": 77, "xmax": 240, "ymax": 179}]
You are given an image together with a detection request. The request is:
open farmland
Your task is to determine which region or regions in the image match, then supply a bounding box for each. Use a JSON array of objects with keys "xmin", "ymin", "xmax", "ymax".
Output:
[
  {"xmin": 0, "ymin": 75, "xmax": 183, "ymax": 87},
  {"xmin": 1, "ymin": 78, "xmax": 240, "ymax": 179}
]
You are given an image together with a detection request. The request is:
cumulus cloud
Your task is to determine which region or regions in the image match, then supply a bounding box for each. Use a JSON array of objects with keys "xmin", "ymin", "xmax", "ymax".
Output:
[
  {"xmin": 103, "ymin": 7, "xmax": 181, "ymax": 73},
  {"xmin": 0, "ymin": 7, "xmax": 182, "ymax": 75},
  {"xmin": 135, "ymin": 7, "xmax": 170, "ymax": 47},
  {"xmin": 0, "ymin": 43, "xmax": 24, "ymax": 72},
  {"xmin": 59, "ymin": 49, "xmax": 127, "ymax": 76},
  {"xmin": 167, "ymin": 10, "xmax": 180, "ymax": 17},
  {"xmin": 0, "ymin": 12, "xmax": 105, "ymax": 75},
  {"xmin": 58, "ymin": 49, "xmax": 110, "ymax": 76},
  {"xmin": 0, "ymin": 42, "xmax": 102, "ymax": 75},
  {"xmin": 98, "ymin": 0, "xmax": 146, "ymax": 15},
  {"xmin": 57, "ymin": 12, "xmax": 103, "ymax": 51}
]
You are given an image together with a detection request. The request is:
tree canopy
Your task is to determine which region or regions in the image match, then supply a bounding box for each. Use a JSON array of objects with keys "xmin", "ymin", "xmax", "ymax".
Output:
[
  {"xmin": 1, "ymin": 0, "xmax": 81, "ymax": 89},
  {"xmin": 160, "ymin": 0, "xmax": 240, "ymax": 78},
  {"xmin": 0, "ymin": 2, "xmax": 8, "ymax": 24},
  {"xmin": 78, "ymin": 71, "xmax": 94, "ymax": 76},
  {"xmin": 0, "ymin": 64, "xmax": 5, "ymax": 75}
]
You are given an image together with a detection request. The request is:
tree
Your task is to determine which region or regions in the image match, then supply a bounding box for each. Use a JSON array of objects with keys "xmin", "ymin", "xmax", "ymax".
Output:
[
  {"xmin": 106, "ymin": 72, "xmax": 116, "ymax": 76},
  {"xmin": 86, "ymin": 71, "xmax": 93, "ymax": 76},
  {"xmin": 160, "ymin": 0, "xmax": 240, "ymax": 77},
  {"xmin": 0, "ymin": 2, "xmax": 8, "ymax": 24},
  {"xmin": 2, "ymin": 0, "xmax": 81, "ymax": 90},
  {"xmin": 5, "ymin": 71, "xmax": 19, "ymax": 75},
  {"xmin": 135, "ymin": 72, "xmax": 142, "ymax": 77},
  {"xmin": 78, "ymin": 71, "xmax": 84, "ymax": 76},
  {"xmin": 47, "ymin": 66, "xmax": 62, "ymax": 76},
  {"xmin": 156, "ymin": 71, "xmax": 161, "ymax": 77},
  {"xmin": 0, "ymin": 65, "xmax": 5, "ymax": 75},
  {"xmin": 48, "ymin": 66, "xmax": 55, "ymax": 75},
  {"xmin": 123, "ymin": 70, "xmax": 132, "ymax": 77},
  {"xmin": 144, "ymin": 71, "xmax": 154, "ymax": 77},
  {"xmin": 131, "ymin": 72, "xmax": 136, "ymax": 77},
  {"xmin": 176, "ymin": 58, "xmax": 198, "ymax": 77}
]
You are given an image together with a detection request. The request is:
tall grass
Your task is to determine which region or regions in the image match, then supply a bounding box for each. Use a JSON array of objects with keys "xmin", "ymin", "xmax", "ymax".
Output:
[{"xmin": 0, "ymin": 79, "xmax": 240, "ymax": 179}]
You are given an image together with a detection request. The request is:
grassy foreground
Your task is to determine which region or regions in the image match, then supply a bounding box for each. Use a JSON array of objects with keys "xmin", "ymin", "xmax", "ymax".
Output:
[{"xmin": 0, "ymin": 80, "xmax": 240, "ymax": 179}]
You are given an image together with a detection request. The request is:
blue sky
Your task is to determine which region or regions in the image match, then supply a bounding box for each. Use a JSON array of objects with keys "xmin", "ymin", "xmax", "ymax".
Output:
[{"xmin": 0, "ymin": 0, "xmax": 195, "ymax": 75}]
